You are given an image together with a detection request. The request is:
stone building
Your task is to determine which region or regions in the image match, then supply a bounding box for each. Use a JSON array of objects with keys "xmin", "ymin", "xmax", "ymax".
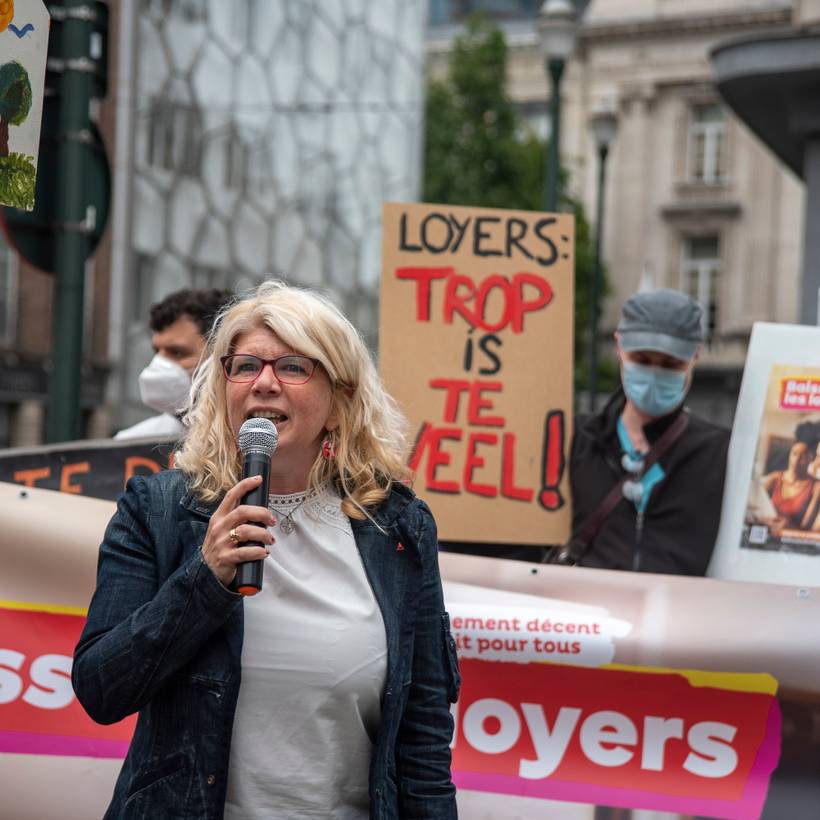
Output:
[{"xmin": 427, "ymin": 0, "xmax": 807, "ymax": 424}]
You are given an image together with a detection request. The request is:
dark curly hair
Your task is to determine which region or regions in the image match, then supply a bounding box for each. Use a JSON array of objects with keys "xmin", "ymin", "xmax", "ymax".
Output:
[
  {"xmin": 795, "ymin": 420, "xmax": 820, "ymax": 452},
  {"xmin": 149, "ymin": 288, "xmax": 234, "ymax": 337}
]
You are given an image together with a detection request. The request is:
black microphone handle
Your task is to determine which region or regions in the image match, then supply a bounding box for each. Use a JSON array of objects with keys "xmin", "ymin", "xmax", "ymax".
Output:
[{"xmin": 233, "ymin": 451, "xmax": 271, "ymax": 596}]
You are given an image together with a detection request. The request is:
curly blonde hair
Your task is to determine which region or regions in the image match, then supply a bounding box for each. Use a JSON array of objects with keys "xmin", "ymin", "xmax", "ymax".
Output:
[{"xmin": 174, "ymin": 281, "xmax": 411, "ymax": 518}]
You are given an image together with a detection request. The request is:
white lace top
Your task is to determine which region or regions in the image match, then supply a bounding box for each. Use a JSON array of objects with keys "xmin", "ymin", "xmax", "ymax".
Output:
[{"xmin": 223, "ymin": 482, "xmax": 387, "ymax": 820}]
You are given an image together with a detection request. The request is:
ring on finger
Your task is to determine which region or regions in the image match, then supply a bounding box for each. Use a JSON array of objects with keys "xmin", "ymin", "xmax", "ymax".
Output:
[{"xmin": 229, "ymin": 527, "xmax": 239, "ymax": 544}]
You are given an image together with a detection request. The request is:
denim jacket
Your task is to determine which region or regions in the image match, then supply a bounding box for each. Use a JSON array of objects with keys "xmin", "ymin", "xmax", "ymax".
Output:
[{"xmin": 72, "ymin": 470, "xmax": 460, "ymax": 820}]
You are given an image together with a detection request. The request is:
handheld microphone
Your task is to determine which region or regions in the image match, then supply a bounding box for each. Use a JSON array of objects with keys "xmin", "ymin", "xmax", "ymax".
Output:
[{"xmin": 234, "ymin": 417, "xmax": 278, "ymax": 596}]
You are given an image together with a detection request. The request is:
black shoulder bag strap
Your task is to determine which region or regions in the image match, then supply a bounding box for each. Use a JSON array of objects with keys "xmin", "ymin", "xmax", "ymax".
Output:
[{"xmin": 547, "ymin": 409, "xmax": 691, "ymax": 566}]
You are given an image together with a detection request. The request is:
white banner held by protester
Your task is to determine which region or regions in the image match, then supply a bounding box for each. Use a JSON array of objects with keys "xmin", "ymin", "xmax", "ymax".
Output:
[
  {"xmin": 1, "ymin": 481, "xmax": 817, "ymax": 819},
  {"xmin": 709, "ymin": 322, "xmax": 820, "ymax": 585}
]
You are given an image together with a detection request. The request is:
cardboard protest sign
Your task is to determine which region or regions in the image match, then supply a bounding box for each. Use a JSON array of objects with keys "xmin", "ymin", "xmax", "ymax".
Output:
[
  {"xmin": 0, "ymin": 0, "xmax": 49, "ymax": 210},
  {"xmin": 710, "ymin": 323, "xmax": 820, "ymax": 585},
  {"xmin": 379, "ymin": 202, "xmax": 574, "ymax": 545}
]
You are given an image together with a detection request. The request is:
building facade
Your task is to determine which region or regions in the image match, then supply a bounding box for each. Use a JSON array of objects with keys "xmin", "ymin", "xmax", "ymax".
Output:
[
  {"xmin": 0, "ymin": 0, "xmax": 427, "ymax": 445},
  {"xmin": 113, "ymin": 0, "xmax": 426, "ymax": 431},
  {"xmin": 427, "ymin": 0, "xmax": 806, "ymax": 424}
]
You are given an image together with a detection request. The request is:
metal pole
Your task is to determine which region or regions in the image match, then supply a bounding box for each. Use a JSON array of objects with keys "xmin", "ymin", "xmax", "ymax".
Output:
[
  {"xmin": 544, "ymin": 57, "xmax": 564, "ymax": 212},
  {"xmin": 588, "ymin": 142, "xmax": 608, "ymax": 412},
  {"xmin": 47, "ymin": 0, "xmax": 94, "ymax": 442}
]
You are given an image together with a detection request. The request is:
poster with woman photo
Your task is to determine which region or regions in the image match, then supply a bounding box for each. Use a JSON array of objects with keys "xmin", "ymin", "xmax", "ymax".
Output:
[
  {"xmin": 742, "ymin": 364, "xmax": 820, "ymax": 554},
  {"xmin": 710, "ymin": 323, "xmax": 820, "ymax": 585}
]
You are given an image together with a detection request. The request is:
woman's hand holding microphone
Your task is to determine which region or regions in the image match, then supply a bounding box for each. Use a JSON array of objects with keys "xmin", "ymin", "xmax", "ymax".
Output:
[{"xmin": 201, "ymin": 475, "xmax": 275, "ymax": 587}]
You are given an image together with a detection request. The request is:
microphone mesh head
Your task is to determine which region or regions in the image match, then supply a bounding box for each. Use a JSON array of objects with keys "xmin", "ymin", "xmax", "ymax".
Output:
[{"xmin": 238, "ymin": 417, "xmax": 278, "ymax": 457}]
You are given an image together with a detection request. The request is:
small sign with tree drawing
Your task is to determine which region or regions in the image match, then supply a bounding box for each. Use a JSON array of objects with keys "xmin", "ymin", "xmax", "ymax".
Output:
[{"xmin": 0, "ymin": 0, "xmax": 48, "ymax": 210}]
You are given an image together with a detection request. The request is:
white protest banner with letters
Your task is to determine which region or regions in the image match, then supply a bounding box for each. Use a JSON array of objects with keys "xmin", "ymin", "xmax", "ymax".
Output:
[
  {"xmin": 3, "ymin": 476, "xmax": 820, "ymax": 819},
  {"xmin": 447, "ymin": 596, "xmax": 631, "ymax": 667}
]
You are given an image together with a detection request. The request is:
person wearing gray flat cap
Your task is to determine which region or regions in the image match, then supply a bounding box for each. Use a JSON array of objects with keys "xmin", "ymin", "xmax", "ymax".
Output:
[{"xmin": 555, "ymin": 288, "xmax": 730, "ymax": 575}]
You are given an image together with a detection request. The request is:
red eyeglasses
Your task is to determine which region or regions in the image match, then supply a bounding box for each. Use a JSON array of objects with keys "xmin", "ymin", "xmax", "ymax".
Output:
[{"xmin": 220, "ymin": 354, "xmax": 320, "ymax": 385}]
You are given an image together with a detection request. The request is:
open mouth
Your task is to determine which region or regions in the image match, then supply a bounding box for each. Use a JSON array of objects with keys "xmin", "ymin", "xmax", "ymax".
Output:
[{"xmin": 246, "ymin": 411, "xmax": 288, "ymax": 425}]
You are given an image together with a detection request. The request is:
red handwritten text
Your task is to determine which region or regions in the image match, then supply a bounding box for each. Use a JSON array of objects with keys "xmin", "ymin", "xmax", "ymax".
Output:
[{"xmin": 396, "ymin": 267, "xmax": 553, "ymax": 333}]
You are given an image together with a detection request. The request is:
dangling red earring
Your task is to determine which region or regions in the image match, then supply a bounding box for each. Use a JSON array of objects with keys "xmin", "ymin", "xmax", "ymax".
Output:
[{"xmin": 321, "ymin": 436, "xmax": 336, "ymax": 460}]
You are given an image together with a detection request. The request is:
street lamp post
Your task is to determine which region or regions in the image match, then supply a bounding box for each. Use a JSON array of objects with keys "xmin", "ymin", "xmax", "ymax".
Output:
[
  {"xmin": 538, "ymin": 0, "xmax": 578, "ymax": 212},
  {"xmin": 588, "ymin": 107, "xmax": 618, "ymax": 412}
]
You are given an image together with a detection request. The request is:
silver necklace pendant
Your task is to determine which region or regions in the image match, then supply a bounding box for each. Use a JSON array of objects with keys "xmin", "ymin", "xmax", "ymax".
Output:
[{"xmin": 270, "ymin": 493, "xmax": 307, "ymax": 535}]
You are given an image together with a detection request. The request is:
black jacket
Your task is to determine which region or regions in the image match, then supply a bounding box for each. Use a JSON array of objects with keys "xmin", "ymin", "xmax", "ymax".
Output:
[
  {"xmin": 569, "ymin": 389, "xmax": 730, "ymax": 575},
  {"xmin": 72, "ymin": 471, "xmax": 459, "ymax": 820}
]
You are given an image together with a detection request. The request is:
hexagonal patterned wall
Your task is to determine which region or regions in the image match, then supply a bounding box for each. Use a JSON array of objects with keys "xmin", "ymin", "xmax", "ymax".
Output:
[{"xmin": 119, "ymin": 0, "xmax": 425, "ymax": 428}]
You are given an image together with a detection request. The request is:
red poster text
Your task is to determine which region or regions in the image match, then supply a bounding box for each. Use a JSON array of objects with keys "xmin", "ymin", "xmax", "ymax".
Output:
[{"xmin": 395, "ymin": 267, "xmax": 553, "ymax": 333}]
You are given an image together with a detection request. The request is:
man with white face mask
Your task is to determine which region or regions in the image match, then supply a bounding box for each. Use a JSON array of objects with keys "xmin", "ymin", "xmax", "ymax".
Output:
[
  {"xmin": 561, "ymin": 288, "xmax": 730, "ymax": 575},
  {"xmin": 114, "ymin": 288, "xmax": 233, "ymax": 440}
]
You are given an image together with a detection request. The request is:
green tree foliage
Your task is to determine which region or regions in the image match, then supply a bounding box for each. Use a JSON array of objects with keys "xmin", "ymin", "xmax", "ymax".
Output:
[
  {"xmin": 423, "ymin": 14, "xmax": 612, "ymax": 393},
  {"xmin": 0, "ymin": 61, "xmax": 32, "ymax": 156},
  {"xmin": 0, "ymin": 151, "xmax": 36, "ymax": 209},
  {"xmin": 0, "ymin": 62, "xmax": 35, "ymax": 208}
]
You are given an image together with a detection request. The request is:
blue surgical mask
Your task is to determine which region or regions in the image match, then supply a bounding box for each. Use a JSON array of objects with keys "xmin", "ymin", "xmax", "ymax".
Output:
[{"xmin": 622, "ymin": 362, "xmax": 688, "ymax": 417}]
